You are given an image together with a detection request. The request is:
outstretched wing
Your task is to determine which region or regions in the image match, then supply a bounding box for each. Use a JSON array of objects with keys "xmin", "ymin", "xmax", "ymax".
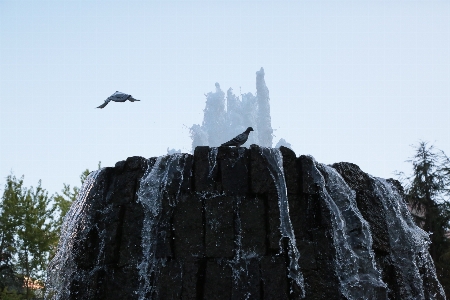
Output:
[
  {"xmin": 97, "ymin": 92, "xmax": 140, "ymax": 108},
  {"xmin": 97, "ymin": 100, "xmax": 110, "ymax": 109},
  {"xmin": 128, "ymin": 96, "xmax": 141, "ymax": 102}
]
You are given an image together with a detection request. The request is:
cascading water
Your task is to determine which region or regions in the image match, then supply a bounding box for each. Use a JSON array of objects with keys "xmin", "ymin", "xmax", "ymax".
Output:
[
  {"xmin": 45, "ymin": 148, "xmax": 446, "ymax": 299},
  {"xmin": 136, "ymin": 153, "xmax": 190, "ymax": 299},
  {"xmin": 372, "ymin": 177, "xmax": 446, "ymax": 299},
  {"xmin": 45, "ymin": 170, "xmax": 102, "ymax": 300},
  {"xmin": 229, "ymin": 195, "xmax": 259, "ymax": 299},
  {"xmin": 260, "ymin": 148, "xmax": 305, "ymax": 297},
  {"xmin": 208, "ymin": 147, "xmax": 218, "ymax": 178},
  {"xmin": 315, "ymin": 163, "xmax": 386, "ymax": 299}
]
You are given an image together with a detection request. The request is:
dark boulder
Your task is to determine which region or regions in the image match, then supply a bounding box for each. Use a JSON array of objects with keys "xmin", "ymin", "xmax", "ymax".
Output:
[{"xmin": 46, "ymin": 148, "xmax": 446, "ymax": 300}]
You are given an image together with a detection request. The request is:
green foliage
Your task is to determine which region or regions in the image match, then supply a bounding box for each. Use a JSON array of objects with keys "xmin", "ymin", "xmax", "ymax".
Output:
[
  {"xmin": 405, "ymin": 142, "xmax": 446, "ymax": 204},
  {"xmin": 17, "ymin": 181, "xmax": 57, "ymax": 298},
  {"xmin": 0, "ymin": 163, "xmax": 102, "ymax": 298},
  {"xmin": 0, "ymin": 176, "xmax": 58, "ymax": 299},
  {"xmin": 0, "ymin": 286, "xmax": 23, "ymax": 300},
  {"xmin": 401, "ymin": 143, "xmax": 450, "ymax": 245},
  {"xmin": 0, "ymin": 175, "xmax": 26, "ymax": 295}
]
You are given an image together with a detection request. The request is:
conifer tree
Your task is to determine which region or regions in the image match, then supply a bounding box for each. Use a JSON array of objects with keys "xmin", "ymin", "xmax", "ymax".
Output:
[
  {"xmin": 400, "ymin": 141, "xmax": 450, "ymax": 296},
  {"xmin": 0, "ymin": 175, "xmax": 25, "ymax": 296},
  {"xmin": 0, "ymin": 176, "xmax": 58, "ymax": 299},
  {"xmin": 0, "ymin": 165, "xmax": 99, "ymax": 299},
  {"xmin": 15, "ymin": 180, "xmax": 57, "ymax": 298}
]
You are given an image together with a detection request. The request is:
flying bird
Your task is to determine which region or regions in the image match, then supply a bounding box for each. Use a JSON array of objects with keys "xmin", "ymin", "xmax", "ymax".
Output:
[
  {"xmin": 96, "ymin": 91, "xmax": 140, "ymax": 109},
  {"xmin": 220, "ymin": 127, "xmax": 254, "ymax": 147}
]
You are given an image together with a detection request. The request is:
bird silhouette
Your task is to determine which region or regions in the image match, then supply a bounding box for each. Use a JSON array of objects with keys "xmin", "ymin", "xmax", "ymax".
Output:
[
  {"xmin": 220, "ymin": 127, "xmax": 254, "ymax": 147},
  {"xmin": 97, "ymin": 91, "xmax": 140, "ymax": 109}
]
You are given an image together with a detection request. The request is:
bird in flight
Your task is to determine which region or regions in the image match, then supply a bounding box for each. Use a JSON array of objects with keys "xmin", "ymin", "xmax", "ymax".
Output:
[
  {"xmin": 96, "ymin": 91, "xmax": 140, "ymax": 108},
  {"xmin": 220, "ymin": 127, "xmax": 254, "ymax": 147}
]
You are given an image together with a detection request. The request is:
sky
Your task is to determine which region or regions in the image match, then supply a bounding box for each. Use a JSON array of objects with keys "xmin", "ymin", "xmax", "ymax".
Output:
[{"xmin": 1, "ymin": 0, "xmax": 450, "ymax": 196}]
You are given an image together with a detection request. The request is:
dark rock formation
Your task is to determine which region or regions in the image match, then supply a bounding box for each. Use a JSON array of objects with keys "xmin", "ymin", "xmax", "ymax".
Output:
[{"xmin": 46, "ymin": 147, "xmax": 446, "ymax": 300}]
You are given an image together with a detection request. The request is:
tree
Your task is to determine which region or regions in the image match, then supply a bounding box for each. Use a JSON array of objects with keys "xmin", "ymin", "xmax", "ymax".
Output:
[
  {"xmin": 0, "ymin": 287, "xmax": 22, "ymax": 300},
  {"xmin": 15, "ymin": 180, "xmax": 58, "ymax": 299},
  {"xmin": 400, "ymin": 141, "xmax": 450, "ymax": 296},
  {"xmin": 0, "ymin": 175, "xmax": 58, "ymax": 299},
  {"xmin": 0, "ymin": 175, "xmax": 25, "ymax": 296},
  {"xmin": 0, "ymin": 163, "xmax": 101, "ymax": 298}
]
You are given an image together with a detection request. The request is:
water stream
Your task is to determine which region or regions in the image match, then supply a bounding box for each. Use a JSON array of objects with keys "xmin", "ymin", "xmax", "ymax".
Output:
[
  {"xmin": 261, "ymin": 148, "xmax": 305, "ymax": 297},
  {"xmin": 136, "ymin": 153, "xmax": 190, "ymax": 299},
  {"xmin": 316, "ymin": 163, "xmax": 386, "ymax": 299},
  {"xmin": 372, "ymin": 177, "xmax": 446, "ymax": 299},
  {"xmin": 45, "ymin": 170, "xmax": 102, "ymax": 300}
]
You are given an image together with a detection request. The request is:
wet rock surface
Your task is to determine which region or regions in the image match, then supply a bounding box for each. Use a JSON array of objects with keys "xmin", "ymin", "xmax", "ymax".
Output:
[{"xmin": 46, "ymin": 147, "xmax": 446, "ymax": 300}]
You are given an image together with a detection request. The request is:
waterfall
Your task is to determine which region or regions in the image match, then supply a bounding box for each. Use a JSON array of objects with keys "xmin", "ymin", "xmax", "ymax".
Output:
[
  {"xmin": 45, "ymin": 149, "xmax": 446, "ymax": 299},
  {"xmin": 207, "ymin": 147, "xmax": 218, "ymax": 178},
  {"xmin": 372, "ymin": 177, "xmax": 446, "ymax": 299},
  {"xmin": 230, "ymin": 195, "xmax": 257, "ymax": 299},
  {"xmin": 260, "ymin": 148, "xmax": 305, "ymax": 297},
  {"xmin": 316, "ymin": 163, "xmax": 386, "ymax": 299},
  {"xmin": 136, "ymin": 153, "xmax": 190, "ymax": 299},
  {"xmin": 45, "ymin": 170, "xmax": 102, "ymax": 300}
]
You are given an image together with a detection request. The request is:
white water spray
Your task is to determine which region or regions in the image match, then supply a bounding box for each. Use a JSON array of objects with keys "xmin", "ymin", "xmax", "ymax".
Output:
[
  {"xmin": 316, "ymin": 163, "xmax": 386, "ymax": 299},
  {"xmin": 136, "ymin": 154, "xmax": 190, "ymax": 299},
  {"xmin": 372, "ymin": 177, "xmax": 446, "ymax": 299},
  {"xmin": 45, "ymin": 170, "xmax": 102, "ymax": 300},
  {"xmin": 260, "ymin": 148, "xmax": 305, "ymax": 297}
]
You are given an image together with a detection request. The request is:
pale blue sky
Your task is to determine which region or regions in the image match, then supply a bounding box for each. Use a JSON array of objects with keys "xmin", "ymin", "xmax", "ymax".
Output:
[{"xmin": 1, "ymin": 0, "xmax": 449, "ymax": 195}]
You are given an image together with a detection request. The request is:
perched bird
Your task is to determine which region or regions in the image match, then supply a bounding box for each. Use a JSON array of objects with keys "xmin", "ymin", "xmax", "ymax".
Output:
[
  {"xmin": 220, "ymin": 127, "xmax": 254, "ymax": 147},
  {"xmin": 96, "ymin": 91, "xmax": 140, "ymax": 109}
]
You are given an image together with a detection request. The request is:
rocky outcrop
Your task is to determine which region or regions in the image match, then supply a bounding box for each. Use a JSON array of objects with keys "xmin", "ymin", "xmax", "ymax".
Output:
[{"xmin": 46, "ymin": 146, "xmax": 446, "ymax": 300}]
